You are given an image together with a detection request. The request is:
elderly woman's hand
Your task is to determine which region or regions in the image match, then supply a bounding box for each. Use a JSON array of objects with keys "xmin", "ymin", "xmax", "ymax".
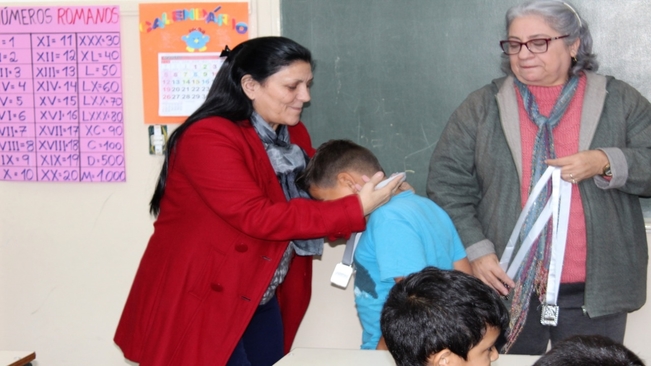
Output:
[
  {"xmin": 546, "ymin": 150, "xmax": 610, "ymax": 184},
  {"xmin": 471, "ymin": 254, "xmax": 515, "ymax": 296},
  {"xmin": 358, "ymin": 171, "xmax": 402, "ymax": 216}
]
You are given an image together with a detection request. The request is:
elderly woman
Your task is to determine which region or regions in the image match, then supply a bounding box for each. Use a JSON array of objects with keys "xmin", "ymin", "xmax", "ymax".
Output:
[
  {"xmin": 427, "ymin": 0, "xmax": 651, "ymax": 355},
  {"xmin": 114, "ymin": 37, "xmax": 400, "ymax": 365}
]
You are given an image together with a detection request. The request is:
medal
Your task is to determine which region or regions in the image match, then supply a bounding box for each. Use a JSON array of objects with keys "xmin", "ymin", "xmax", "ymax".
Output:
[{"xmin": 541, "ymin": 304, "xmax": 559, "ymax": 326}]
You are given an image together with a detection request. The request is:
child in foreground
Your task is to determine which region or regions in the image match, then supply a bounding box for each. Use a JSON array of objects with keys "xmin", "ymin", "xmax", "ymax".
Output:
[
  {"xmin": 297, "ymin": 139, "xmax": 472, "ymax": 349},
  {"xmin": 533, "ymin": 334, "xmax": 645, "ymax": 366},
  {"xmin": 381, "ymin": 267, "xmax": 509, "ymax": 366}
]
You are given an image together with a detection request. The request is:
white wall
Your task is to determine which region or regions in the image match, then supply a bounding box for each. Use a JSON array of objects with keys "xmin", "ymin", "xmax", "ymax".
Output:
[
  {"xmin": 0, "ymin": 0, "xmax": 277, "ymax": 365},
  {"xmin": 0, "ymin": 1, "xmax": 649, "ymax": 366}
]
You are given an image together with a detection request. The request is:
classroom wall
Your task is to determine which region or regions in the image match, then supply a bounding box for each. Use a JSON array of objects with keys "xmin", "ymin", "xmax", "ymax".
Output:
[
  {"xmin": 0, "ymin": 0, "xmax": 277, "ymax": 365},
  {"xmin": 0, "ymin": 2, "xmax": 649, "ymax": 366},
  {"xmin": 282, "ymin": 0, "xmax": 651, "ymax": 363}
]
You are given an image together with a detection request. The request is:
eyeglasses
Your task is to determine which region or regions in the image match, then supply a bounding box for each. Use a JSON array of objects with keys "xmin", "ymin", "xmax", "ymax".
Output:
[{"xmin": 500, "ymin": 35, "xmax": 569, "ymax": 55}]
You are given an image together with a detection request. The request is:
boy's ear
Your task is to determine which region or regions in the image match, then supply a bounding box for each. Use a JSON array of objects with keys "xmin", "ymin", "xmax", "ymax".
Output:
[
  {"xmin": 335, "ymin": 172, "xmax": 357, "ymax": 190},
  {"xmin": 428, "ymin": 349, "xmax": 452, "ymax": 366}
]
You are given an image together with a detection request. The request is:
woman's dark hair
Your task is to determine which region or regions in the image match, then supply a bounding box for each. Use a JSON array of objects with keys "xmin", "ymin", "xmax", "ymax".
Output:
[{"xmin": 149, "ymin": 36, "xmax": 313, "ymax": 216}]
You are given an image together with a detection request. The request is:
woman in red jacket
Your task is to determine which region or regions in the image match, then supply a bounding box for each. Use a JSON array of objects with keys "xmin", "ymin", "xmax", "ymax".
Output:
[{"xmin": 114, "ymin": 37, "xmax": 399, "ymax": 366}]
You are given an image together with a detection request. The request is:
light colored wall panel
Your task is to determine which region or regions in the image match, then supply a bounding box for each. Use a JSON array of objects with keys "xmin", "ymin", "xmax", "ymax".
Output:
[
  {"xmin": 1, "ymin": 1, "xmax": 649, "ymax": 366},
  {"xmin": 0, "ymin": 1, "xmax": 269, "ymax": 365}
]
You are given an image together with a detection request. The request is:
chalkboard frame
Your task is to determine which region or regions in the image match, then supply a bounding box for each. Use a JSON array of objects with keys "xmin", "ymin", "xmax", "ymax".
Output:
[{"xmin": 281, "ymin": 0, "xmax": 651, "ymax": 222}]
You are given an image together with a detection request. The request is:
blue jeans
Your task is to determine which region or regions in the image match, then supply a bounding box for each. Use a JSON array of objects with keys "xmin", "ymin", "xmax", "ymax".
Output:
[{"xmin": 227, "ymin": 295, "xmax": 284, "ymax": 366}]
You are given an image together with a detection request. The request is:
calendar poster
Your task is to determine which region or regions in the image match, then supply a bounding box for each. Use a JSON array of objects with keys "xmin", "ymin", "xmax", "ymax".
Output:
[
  {"xmin": 139, "ymin": 3, "xmax": 249, "ymax": 124},
  {"xmin": 158, "ymin": 53, "xmax": 224, "ymax": 117},
  {"xmin": 0, "ymin": 6, "xmax": 126, "ymax": 182}
]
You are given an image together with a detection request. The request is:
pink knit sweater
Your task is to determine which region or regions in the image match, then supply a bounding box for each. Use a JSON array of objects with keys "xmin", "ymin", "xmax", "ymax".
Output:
[{"xmin": 516, "ymin": 75, "xmax": 587, "ymax": 283}]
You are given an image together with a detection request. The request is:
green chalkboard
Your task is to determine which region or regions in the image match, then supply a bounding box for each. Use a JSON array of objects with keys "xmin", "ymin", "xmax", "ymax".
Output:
[{"xmin": 281, "ymin": 0, "xmax": 651, "ymax": 219}]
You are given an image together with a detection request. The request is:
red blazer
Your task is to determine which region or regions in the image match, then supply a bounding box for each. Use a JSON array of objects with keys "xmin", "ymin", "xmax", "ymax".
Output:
[{"xmin": 114, "ymin": 117, "xmax": 365, "ymax": 365}]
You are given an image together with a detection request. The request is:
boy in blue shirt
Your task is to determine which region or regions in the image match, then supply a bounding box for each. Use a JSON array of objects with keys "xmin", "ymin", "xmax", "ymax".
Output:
[{"xmin": 297, "ymin": 139, "xmax": 472, "ymax": 350}]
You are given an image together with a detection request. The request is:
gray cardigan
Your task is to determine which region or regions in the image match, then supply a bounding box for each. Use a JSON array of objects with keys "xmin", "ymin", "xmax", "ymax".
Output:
[{"xmin": 427, "ymin": 72, "xmax": 651, "ymax": 317}]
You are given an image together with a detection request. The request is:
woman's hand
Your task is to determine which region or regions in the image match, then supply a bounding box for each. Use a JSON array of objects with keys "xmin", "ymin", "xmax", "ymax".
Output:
[
  {"xmin": 470, "ymin": 254, "xmax": 514, "ymax": 296},
  {"xmin": 356, "ymin": 173, "xmax": 412, "ymax": 195},
  {"xmin": 397, "ymin": 181, "xmax": 415, "ymax": 194},
  {"xmin": 358, "ymin": 171, "xmax": 401, "ymax": 216},
  {"xmin": 546, "ymin": 150, "xmax": 609, "ymax": 184}
]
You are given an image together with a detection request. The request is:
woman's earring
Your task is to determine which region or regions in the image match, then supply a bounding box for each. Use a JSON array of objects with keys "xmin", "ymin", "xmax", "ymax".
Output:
[{"xmin": 572, "ymin": 56, "xmax": 578, "ymax": 63}]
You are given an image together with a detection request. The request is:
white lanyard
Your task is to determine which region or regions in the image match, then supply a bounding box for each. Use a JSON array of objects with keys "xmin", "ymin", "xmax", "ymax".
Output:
[
  {"xmin": 330, "ymin": 173, "xmax": 405, "ymax": 289},
  {"xmin": 342, "ymin": 232, "xmax": 361, "ymax": 266},
  {"xmin": 499, "ymin": 166, "xmax": 572, "ymax": 324},
  {"xmin": 330, "ymin": 232, "xmax": 361, "ymax": 288}
]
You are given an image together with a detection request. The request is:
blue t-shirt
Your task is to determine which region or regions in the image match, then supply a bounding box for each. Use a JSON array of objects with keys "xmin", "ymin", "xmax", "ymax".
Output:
[{"xmin": 353, "ymin": 190, "xmax": 466, "ymax": 349}]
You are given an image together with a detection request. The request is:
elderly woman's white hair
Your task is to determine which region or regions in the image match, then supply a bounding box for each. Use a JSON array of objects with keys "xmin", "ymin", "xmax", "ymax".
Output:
[{"xmin": 500, "ymin": 0, "xmax": 599, "ymax": 77}]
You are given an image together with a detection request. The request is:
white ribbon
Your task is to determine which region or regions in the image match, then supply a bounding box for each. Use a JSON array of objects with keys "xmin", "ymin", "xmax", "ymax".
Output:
[
  {"xmin": 342, "ymin": 232, "xmax": 361, "ymax": 266},
  {"xmin": 499, "ymin": 166, "xmax": 572, "ymax": 308}
]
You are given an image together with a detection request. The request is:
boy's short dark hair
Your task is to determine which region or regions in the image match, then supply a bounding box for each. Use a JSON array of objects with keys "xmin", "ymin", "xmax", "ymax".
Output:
[
  {"xmin": 380, "ymin": 267, "xmax": 509, "ymax": 366},
  {"xmin": 533, "ymin": 335, "xmax": 645, "ymax": 366},
  {"xmin": 296, "ymin": 139, "xmax": 383, "ymax": 191}
]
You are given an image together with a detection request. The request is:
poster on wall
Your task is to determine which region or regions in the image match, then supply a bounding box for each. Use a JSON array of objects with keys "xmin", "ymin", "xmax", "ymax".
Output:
[
  {"xmin": 0, "ymin": 6, "xmax": 126, "ymax": 182},
  {"xmin": 139, "ymin": 3, "xmax": 249, "ymax": 124}
]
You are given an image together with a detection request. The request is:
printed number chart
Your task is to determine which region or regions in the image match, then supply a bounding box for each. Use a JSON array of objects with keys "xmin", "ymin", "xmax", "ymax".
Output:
[{"xmin": 0, "ymin": 6, "xmax": 125, "ymax": 182}]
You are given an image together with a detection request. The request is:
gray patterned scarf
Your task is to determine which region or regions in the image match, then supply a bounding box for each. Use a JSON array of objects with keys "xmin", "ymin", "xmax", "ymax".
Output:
[
  {"xmin": 504, "ymin": 76, "xmax": 579, "ymax": 351},
  {"xmin": 251, "ymin": 112, "xmax": 323, "ymax": 304}
]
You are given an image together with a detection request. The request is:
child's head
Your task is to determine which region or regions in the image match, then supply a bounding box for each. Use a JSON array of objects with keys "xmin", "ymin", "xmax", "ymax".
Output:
[
  {"xmin": 297, "ymin": 139, "xmax": 383, "ymax": 201},
  {"xmin": 533, "ymin": 335, "xmax": 645, "ymax": 366},
  {"xmin": 380, "ymin": 267, "xmax": 509, "ymax": 366}
]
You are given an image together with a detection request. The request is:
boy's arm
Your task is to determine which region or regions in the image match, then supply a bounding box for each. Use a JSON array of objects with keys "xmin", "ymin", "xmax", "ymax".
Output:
[
  {"xmin": 376, "ymin": 336, "xmax": 388, "ymax": 350},
  {"xmin": 453, "ymin": 258, "xmax": 473, "ymax": 275},
  {"xmin": 373, "ymin": 277, "xmax": 405, "ymax": 351}
]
